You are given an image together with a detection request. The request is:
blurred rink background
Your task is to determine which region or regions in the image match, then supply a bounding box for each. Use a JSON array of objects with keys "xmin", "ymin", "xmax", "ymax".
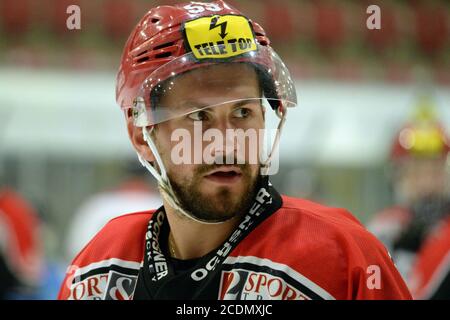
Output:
[{"xmin": 0, "ymin": 0, "xmax": 449, "ymax": 299}]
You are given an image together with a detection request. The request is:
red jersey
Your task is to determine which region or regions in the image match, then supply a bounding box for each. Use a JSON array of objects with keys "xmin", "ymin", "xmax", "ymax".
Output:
[
  {"xmin": 58, "ymin": 187, "xmax": 411, "ymax": 300},
  {"xmin": 368, "ymin": 196, "xmax": 450, "ymax": 298},
  {"xmin": 409, "ymin": 217, "xmax": 450, "ymax": 299}
]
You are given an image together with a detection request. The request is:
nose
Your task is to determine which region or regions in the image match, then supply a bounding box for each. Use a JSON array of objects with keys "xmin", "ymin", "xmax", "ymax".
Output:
[{"xmin": 204, "ymin": 116, "xmax": 242, "ymax": 164}]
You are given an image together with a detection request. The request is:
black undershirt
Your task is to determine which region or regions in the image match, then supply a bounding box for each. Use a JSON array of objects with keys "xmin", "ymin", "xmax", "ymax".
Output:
[{"xmin": 168, "ymin": 257, "xmax": 202, "ymax": 275}]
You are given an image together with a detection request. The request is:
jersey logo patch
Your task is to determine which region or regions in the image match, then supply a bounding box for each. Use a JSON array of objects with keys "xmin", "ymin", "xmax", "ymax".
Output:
[
  {"xmin": 104, "ymin": 271, "xmax": 138, "ymax": 300},
  {"xmin": 219, "ymin": 256, "xmax": 335, "ymax": 300},
  {"xmin": 70, "ymin": 274, "xmax": 109, "ymax": 300},
  {"xmin": 220, "ymin": 269, "xmax": 311, "ymax": 300},
  {"xmin": 67, "ymin": 258, "xmax": 140, "ymax": 300}
]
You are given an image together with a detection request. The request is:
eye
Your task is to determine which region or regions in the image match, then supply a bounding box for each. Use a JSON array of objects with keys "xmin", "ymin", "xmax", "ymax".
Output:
[
  {"xmin": 232, "ymin": 107, "xmax": 252, "ymax": 118},
  {"xmin": 187, "ymin": 110, "xmax": 209, "ymax": 121}
]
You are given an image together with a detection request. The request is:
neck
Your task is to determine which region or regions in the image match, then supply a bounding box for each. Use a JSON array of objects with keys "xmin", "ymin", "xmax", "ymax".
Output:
[{"xmin": 163, "ymin": 200, "xmax": 241, "ymax": 260}]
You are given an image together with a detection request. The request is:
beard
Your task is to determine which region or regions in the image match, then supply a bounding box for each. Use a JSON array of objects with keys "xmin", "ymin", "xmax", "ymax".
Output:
[{"xmin": 167, "ymin": 163, "xmax": 261, "ymax": 223}]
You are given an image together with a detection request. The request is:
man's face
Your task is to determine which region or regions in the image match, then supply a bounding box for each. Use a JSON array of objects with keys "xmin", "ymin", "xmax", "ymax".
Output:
[
  {"xmin": 151, "ymin": 63, "xmax": 265, "ymax": 222},
  {"xmin": 394, "ymin": 157, "xmax": 448, "ymax": 204}
]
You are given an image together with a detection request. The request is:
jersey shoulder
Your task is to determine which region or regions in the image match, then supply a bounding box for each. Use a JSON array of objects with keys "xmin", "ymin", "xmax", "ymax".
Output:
[
  {"xmin": 276, "ymin": 195, "xmax": 391, "ymax": 251},
  {"xmin": 70, "ymin": 210, "xmax": 154, "ymax": 267},
  {"xmin": 276, "ymin": 195, "xmax": 388, "ymax": 255},
  {"xmin": 233, "ymin": 195, "xmax": 411, "ymax": 299},
  {"xmin": 58, "ymin": 210, "xmax": 154, "ymax": 300},
  {"xmin": 240, "ymin": 194, "xmax": 384, "ymax": 259},
  {"xmin": 280, "ymin": 195, "xmax": 364, "ymax": 230}
]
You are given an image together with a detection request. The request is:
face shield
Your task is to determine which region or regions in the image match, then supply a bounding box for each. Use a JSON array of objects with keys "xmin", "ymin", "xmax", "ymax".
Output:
[{"xmin": 130, "ymin": 44, "xmax": 297, "ymax": 127}]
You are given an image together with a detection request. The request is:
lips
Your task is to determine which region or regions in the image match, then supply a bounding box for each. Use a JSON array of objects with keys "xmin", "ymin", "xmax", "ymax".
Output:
[{"xmin": 204, "ymin": 166, "xmax": 243, "ymax": 184}]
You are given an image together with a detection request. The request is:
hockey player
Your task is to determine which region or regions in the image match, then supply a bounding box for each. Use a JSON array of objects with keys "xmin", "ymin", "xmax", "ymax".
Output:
[
  {"xmin": 0, "ymin": 188, "xmax": 42, "ymax": 299},
  {"xmin": 59, "ymin": 1, "xmax": 411, "ymax": 300},
  {"xmin": 368, "ymin": 100, "xmax": 450, "ymax": 298}
]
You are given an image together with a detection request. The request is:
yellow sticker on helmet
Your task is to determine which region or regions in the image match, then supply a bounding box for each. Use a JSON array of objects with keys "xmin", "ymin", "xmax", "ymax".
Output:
[
  {"xmin": 184, "ymin": 15, "xmax": 257, "ymax": 60},
  {"xmin": 400, "ymin": 126, "xmax": 446, "ymax": 156}
]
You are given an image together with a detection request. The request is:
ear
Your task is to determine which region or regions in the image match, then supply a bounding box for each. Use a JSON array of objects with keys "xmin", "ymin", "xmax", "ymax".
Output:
[{"xmin": 126, "ymin": 110, "xmax": 156, "ymax": 162}]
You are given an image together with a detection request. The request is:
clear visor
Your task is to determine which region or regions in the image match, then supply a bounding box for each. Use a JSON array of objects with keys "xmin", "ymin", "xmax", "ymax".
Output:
[{"xmin": 131, "ymin": 44, "xmax": 297, "ymax": 127}]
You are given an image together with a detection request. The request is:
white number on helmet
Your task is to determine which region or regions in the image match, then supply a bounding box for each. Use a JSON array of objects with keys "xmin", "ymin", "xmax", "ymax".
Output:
[
  {"xmin": 203, "ymin": 2, "xmax": 222, "ymax": 12},
  {"xmin": 184, "ymin": 2, "xmax": 222, "ymax": 14}
]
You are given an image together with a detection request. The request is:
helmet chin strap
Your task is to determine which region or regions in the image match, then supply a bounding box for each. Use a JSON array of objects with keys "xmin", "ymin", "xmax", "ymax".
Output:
[
  {"xmin": 137, "ymin": 106, "xmax": 287, "ymax": 224},
  {"xmin": 260, "ymin": 106, "xmax": 287, "ymax": 176}
]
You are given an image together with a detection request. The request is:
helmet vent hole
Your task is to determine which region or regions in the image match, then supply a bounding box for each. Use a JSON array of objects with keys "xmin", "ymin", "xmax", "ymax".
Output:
[
  {"xmin": 154, "ymin": 52, "xmax": 172, "ymax": 59},
  {"xmin": 255, "ymin": 37, "xmax": 268, "ymax": 46},
  {"xmin": 254, "ymin": 32, "xmax": 268, "ymax": 46},
  {"xmin": 136, "ymin": 56, "xmax": 149, "ymax": 63},
  {"xmin": 151, "ymin": 18, "xmax": 159, "ymax": 23},
  {"xmin": 153, "ymin": 42, "xmax": 174, "ymax": 51},
  {"xmin": 136, "ymin": 50, "xmax": 147, "ymax": 57}
]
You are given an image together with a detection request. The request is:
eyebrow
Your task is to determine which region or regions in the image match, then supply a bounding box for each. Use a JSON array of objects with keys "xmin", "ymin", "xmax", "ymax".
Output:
[
  {"xmin": 181, "ymin": 98, "xmax": 262, "ymax": 111},
  {"xmin": 233, "ymin": 98, "xmax": 262, "ymax": 109}
]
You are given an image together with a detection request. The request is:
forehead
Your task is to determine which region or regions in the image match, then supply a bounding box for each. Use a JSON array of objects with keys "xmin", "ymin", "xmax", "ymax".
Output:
[{"xmin": 158, "ymin": 63, "xmax": 261, "ymax": 105}]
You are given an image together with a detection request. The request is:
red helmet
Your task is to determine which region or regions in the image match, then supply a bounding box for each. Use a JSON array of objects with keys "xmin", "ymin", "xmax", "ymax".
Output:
[
  {"xmin": 115, "ymin": 0, "xmax": 296, "ymax": 125},
  {"xmin": 391, "ymin": 102, "xmax": 450, "ymax": 161}
]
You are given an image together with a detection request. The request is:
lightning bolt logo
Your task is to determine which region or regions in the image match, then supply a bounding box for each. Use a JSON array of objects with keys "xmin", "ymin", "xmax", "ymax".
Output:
[{"xmin": 209, "ymin": 15, "xmax": 228, "ymax": 39}]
